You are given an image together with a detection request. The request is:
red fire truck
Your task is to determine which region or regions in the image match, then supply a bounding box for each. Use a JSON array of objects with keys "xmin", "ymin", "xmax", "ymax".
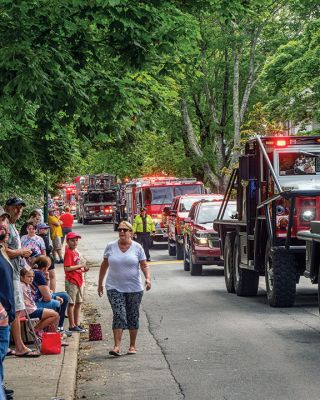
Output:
[{"xmin": 125, "ymin": 176, "xmax": 205, "ymax": 241}]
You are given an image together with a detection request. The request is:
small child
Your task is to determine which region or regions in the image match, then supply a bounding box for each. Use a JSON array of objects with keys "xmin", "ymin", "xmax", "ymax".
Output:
[
  {"xmin": 20, "ymin": 268, "xmax": 59, "ymax": 336},
  {"xmin": 64, "ymin": 232, "xmax": 89, "ymax": 332}
]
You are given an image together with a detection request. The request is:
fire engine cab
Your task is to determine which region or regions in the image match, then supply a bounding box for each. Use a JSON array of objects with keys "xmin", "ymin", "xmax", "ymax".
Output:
[
  {"xmin": 125, "ymin": 176, "xmax": 205, "ymax": 241},
  {"xmin": 214, "ymin": 135, "xmax": 320, "ymax": 308}
]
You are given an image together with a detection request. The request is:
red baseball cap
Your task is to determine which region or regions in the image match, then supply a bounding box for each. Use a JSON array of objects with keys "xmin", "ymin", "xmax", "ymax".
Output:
[{"xmin": 65, "ymin": 232, "xmax": 81, "ymax": 240}]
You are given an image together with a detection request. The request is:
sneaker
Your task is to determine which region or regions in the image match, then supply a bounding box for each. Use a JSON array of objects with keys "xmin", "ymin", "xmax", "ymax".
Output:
[
  {"xmin": 54, "ymin": 259, "xmax": 60, "ymax": 263},
  {"xmin": 3, "ymin": 387, "xmax": 14, "ymax": 396},
  {"xmin": 58, "ymin": 327, "xmax": 72, "ymax": 337},
  {"xmin": 69, "ymin": 326, "xmax": 83, "ymax": 332},
  {"xmin": 77, "ymin": 325, "xmax": 87, "ymax": 332},
  {"xmin": 59, "ymin": 258, "xmax": 64, "ymax": 264}
]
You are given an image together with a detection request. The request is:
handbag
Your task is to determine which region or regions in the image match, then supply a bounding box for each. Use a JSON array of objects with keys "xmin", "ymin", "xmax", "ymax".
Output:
[
  {"xmin": 89, "ymin": 323, "xmax": 103, "ymax": 341},
  {"xmin": 41, "ymin": 332, "xmax": 61, "ymax": 354}
]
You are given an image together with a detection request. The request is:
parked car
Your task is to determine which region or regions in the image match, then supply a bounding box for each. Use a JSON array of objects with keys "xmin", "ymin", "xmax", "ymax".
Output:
[
  {"xmin": 183, "ymin": 199, "xmax": 237, "ymax": 275},
  {"xmin": 167, "ymin": 194, "xmax": 223, "ymax": 259}
]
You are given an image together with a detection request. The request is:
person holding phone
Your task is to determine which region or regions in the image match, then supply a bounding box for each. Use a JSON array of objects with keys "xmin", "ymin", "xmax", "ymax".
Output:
[{"xmin": 98, "ymin": 221, "xmax": 151, "ymax": 357}]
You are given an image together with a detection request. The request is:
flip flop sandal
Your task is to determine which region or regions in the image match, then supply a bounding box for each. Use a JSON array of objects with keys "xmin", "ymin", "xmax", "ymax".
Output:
[
  {"xmin": 15, "ymin": 351, "xmax": 41, "ymax": 358},
  {"xmin": 109, "ymin": 350, "xmax": 121, "ymax": 357},
  {"xmin": 6, "ymin": 349, "xmax": 16, "ymax": 356},
  {"xmin": 127, "ymin": 349, "xmax": 137, "ymax": 354}
]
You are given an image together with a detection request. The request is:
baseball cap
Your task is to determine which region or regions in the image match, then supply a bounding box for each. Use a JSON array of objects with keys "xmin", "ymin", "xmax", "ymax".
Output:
[
  {"xmin": 37, "ymin": 223, "xmax": 50, "ymax": 229},
  {"xmin": 66, "ymin": 232, "xmax": 81, "ymax": 240},
  {"xmin": 5, "ymin": 197, "xmax": 26, "ymax": 207},
  {"xmin": 0, "ymin": 207, "xmax": 10, "ymax": 219}
]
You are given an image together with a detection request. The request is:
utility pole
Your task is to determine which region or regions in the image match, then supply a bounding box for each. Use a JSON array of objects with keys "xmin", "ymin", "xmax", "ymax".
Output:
[{"xmin": 44, "ymin": 172, "xmax": 49, "ymax": 222}]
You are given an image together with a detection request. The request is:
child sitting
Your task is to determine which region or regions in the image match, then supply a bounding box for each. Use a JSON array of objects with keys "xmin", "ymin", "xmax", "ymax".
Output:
[
  {"xmin": 20, "ymin": 268, "xmax": 59, "ymax": 336},
  {"xmin": 64, "ymin": 232, "xmax": 89, "ymax": 332},
  {"xmin": 31, "ymin": 256, "xmax": 69, "ymax": 333}
]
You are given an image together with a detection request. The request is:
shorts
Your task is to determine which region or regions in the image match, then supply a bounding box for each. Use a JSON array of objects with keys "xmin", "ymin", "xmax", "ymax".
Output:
[
  {"xmin": 13, "ymin": 279, "xmax": 25, "ymax": 312},
  {"xmin": 52, "ymin": 237, "xmax": 62, "ymax": 250},
  {"xmin": 65, "ymin": 281, "xmax": 83, "ymax": 304},
  {"xmin": 28, "ymin": 308, "xmax": 44, "ymax": 320}
]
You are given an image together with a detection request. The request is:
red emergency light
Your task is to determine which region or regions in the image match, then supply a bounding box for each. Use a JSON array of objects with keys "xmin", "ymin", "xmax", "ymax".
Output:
[{"xmin": 275, "ymin": 139, "xmax": 287, "ymax": 147}]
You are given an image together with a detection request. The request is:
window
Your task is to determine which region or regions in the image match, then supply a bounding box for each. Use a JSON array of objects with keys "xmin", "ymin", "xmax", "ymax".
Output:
[
  {"xmin": 279, "ymin": 152, "xmax": 320, "ymax": 176},
  {"xmin": 142, "ymin": 187, "xmax": 174, "ymax": 205},
  {"xmin": 85, "ymin": 192, "xmax": 116, "ymax": 203},
  {"xmin": 196, "ymin": 204, "xmax": 236, "ymax": 224},
  {"xmin": 174, "ymin": 184, "xmax": 203, "ymax": 196}
]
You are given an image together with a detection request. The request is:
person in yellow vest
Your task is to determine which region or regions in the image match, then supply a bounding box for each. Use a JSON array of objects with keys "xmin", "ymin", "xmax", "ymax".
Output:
[
  {"xmin": 48, "ymin": 209, "xmax": 63, "ymax": 263},
  {"xmin": 132, "ymin": 207, "xmax": 155, "ymax": 262}
]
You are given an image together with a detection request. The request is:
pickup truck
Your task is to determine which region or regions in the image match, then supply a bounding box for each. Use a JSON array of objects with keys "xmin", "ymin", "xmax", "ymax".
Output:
[
  {"xmin": 183, "ymin": 199, "xmax": 236, "ymax": 275},
  {"xmin": 167, "ymin": 194, "xmax": 223, "ymax": 260}
]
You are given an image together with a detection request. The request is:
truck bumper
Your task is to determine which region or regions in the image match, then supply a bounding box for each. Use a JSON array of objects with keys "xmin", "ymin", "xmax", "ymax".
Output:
[{"xmin": 194, "ymin": 246, "xmax": 223, "ymax": 265}]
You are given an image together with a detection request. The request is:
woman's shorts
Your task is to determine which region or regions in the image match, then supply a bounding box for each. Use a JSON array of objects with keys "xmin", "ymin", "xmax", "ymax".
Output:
[
  {"xmin": 52, "ymin": 237, "xmax": 62, "ymax": 250},
  {"xmin": 65, "ymin": 281, "xmax": 83, "ymax": 304},
  {"xmin": 107, "ymin": 289, "xmax": 143, "ymax": 330},
  {"xmin": 28, "ymin": 308, "xmax": 44, "ymax": 320}
]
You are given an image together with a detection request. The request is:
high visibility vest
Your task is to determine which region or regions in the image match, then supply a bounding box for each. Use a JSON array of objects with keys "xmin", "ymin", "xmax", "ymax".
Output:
[{"xmin": 133, "ymin": 214, "xmax": 155, "ymax": 233}]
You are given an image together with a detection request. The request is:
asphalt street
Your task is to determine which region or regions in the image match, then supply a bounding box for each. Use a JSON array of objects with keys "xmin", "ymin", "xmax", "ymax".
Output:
[{"xmin": 75, "ymin": 222, "xmax": 320, "ymax": 400}]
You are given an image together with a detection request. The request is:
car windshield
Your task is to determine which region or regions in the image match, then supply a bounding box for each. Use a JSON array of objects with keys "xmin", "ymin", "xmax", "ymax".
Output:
[
  {"xmin": 180, "ymin": 198, "xmax": 202, "ymax": 212},
  {"xmin": 197, "ymin": 204, "xmax": 235, "ymax": 224},
  {"xmin": 85, "ymin": 192, "xmax": 116, "ymax": 203},
  {"xmin": 279, "ymin": 152, "xmax": 320, "ymax": 176},
  {"xmin": 143, "ymin": 184, "xmax": 203, "ymax": 205}
]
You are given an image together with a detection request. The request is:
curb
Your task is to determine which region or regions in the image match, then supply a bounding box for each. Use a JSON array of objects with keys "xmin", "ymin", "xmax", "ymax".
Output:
[{"xmin": 55, "ymin": 332, "xmax": 80, "ymax": 400}]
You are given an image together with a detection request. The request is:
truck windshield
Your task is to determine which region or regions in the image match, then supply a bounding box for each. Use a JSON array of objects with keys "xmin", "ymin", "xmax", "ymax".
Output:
[
  {"xmin": 143, "ymin": 184, "xmax": 203, "ymax": 205},
  {"xmin": 85, "ymin": 192, "xmax": 116, "ymax": 203},
  {"xmin": 279, "ymin": 152, "xmax": 320, "ymax": 176},
  {"xmin": 197, "ymin": 204, "xmax": 235, "ymax": 224}
]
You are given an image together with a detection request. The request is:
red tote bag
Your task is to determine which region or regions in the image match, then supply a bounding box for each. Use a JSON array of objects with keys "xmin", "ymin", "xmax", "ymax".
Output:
[
  {"xmin": 41, "ymin": 332, "xmax": 61, "ymax": 354},
  {"xmin": 89, "ymin": 323, "xmax": 103, "ymax": 341}
]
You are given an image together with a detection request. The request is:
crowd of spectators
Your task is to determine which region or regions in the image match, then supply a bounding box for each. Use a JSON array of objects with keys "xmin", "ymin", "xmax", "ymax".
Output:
[{"xmin": 0, "ymin": 198, "xmax": 79, "ymax": 400}]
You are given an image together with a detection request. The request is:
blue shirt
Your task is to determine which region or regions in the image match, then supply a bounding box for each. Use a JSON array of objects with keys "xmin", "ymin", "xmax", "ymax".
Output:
[
  {"xmin": 103, "ymin": 240, "xmax": 146, "ymax": 292},
  {"xmin": 31, "ymin": 270, "xmax": 47, "ymax": 303},
  {"xmin": 0, "ymin": 247, "xmax": 15, "ymax": 322}
]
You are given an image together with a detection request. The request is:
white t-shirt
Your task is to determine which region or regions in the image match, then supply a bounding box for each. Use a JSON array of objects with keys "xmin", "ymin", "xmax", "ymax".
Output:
[{"xmin": 104, "ymin": 240, "xmax": 146, "ymax": 292}]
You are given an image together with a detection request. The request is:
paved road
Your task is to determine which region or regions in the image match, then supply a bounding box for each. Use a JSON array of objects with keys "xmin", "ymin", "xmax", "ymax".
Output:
[{"xmin": 75, "ymin": 222, "xmax": 320, "ymax": 400}]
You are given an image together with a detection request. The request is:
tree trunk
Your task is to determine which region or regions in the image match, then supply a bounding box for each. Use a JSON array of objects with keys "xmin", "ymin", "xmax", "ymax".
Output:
[{"xmin": 180, "ymin": 98, "xmax": 218, "ymax": 189}]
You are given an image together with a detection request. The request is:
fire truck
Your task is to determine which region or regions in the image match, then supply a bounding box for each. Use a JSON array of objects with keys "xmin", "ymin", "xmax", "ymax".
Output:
[
  {"xmin": 214, "ymin": 135, "xmax": 320, "ymax": 307},
  {"xmin": 62, "ymin": 184, "xmax": 76, "ymax": 214},
  {"xmin": 125, "ymin": 176, "xmax": 205, "ymax": 241},
  {"xmin": 75, "ymin": 174, "xmax": 118, "ymax": 225}
]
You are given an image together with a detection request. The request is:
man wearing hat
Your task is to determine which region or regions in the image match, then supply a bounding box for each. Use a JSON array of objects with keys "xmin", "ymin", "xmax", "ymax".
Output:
[
  {"xmin": 132, "ymin": 207, "xmax": 155, "ymax": 262},
  {"xmin": 5, "ymin": 198, "xmax": 39, "ymax": 357},
  {"xmin": 37, "ymin": 222, "xmax": 57, "ymax": 292},
  {"xmin": 0, "ymin": 207, "xmax": 16, "ymax": 398}
]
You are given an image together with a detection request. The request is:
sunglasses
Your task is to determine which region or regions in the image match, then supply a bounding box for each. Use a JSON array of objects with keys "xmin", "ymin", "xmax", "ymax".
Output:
[{"xmin": 118, "ymin": 228, "xmax": 131, "ymax": 233}]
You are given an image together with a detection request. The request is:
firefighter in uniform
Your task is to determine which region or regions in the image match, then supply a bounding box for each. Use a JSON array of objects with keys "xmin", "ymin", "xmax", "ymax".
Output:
[{"xmin": 133, "ymin": 207, "xmax": 155, "ymax": 262}]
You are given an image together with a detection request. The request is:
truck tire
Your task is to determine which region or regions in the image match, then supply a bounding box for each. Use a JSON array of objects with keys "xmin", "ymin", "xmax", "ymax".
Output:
[
  {"xmin": 190, "ymin": 247, "xmax": 202, "ymax": 276},
  {"xmin": 176, "ymin": 241, "xmax": 184, "ymax": 260},
  {"xmin": 223, "ymin": 232, "xmax": 236, "ymax": 293},
  {"xmin": 265, "ymin": 241, "xmax": 296, "ymax": 307},
  {"xmin": 168, "ymin": 241, "xmax": 176, "ymax": 256},
  {"xmin": 233, "ymin": 235, "xmax": 259, "ymax": 296},
  {"xmin": 183, "ymin": 242, "xmax": 190, "ymax": 271}
]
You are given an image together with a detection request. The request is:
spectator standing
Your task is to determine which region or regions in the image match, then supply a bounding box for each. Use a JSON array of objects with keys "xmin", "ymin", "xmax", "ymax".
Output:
[
  {"xmin": 0, "ymin": 207, "xmax": 15, "ymax": 399},
  {"xmin": 4, "ymin": 198, "xmax": 40, "ymax": 358},
  {"xmin": 37, "ymin": 223, "xmax": 56, "ymax": 292},
  {"xmin": 60, "ymin": 206, "xmax": 74, "ymax": 244},
  {"xmin": 19, "ymin": 210, "xmax": 42, "ymax": 237},
  {"xmin": 98, "ymin": 221, "xmax": 151, "ymax": 357},
  {"xmin": 64, "ymin": 232, "xmax": 88, "ymax": 332},
  {"xmin": 21, "ymin": 222, "xmax": 46, "ymax": 264},
  {"xmin": 48, "ymin": 209, "xmax": 63, "ymax": 263},
  {"xmin": 132, "ymin": 207, "xmax": 155, "ymax": 262}
]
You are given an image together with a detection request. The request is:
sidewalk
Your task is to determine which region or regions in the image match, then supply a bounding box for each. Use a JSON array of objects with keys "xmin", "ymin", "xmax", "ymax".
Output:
[{"xmin": 4, "ymin": 265, "xmax": 80, "ymax": 400}]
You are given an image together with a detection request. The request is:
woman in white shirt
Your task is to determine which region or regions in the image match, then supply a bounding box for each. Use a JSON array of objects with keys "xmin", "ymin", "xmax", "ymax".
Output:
[{"xmin": 98, "ymin": 221, "xmax": 151, "ymax": 356}]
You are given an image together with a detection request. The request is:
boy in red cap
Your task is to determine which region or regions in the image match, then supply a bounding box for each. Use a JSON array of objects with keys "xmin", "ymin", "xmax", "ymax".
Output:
[{"xmin": 64, "ymin": 232, "xmax": 89, "ymax": 332}]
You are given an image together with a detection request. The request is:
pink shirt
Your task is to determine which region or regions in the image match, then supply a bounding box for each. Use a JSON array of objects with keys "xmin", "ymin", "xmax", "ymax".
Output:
[{"xmin": 21, "ymin": 282, "xmax": 37, "ymax": 314}]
